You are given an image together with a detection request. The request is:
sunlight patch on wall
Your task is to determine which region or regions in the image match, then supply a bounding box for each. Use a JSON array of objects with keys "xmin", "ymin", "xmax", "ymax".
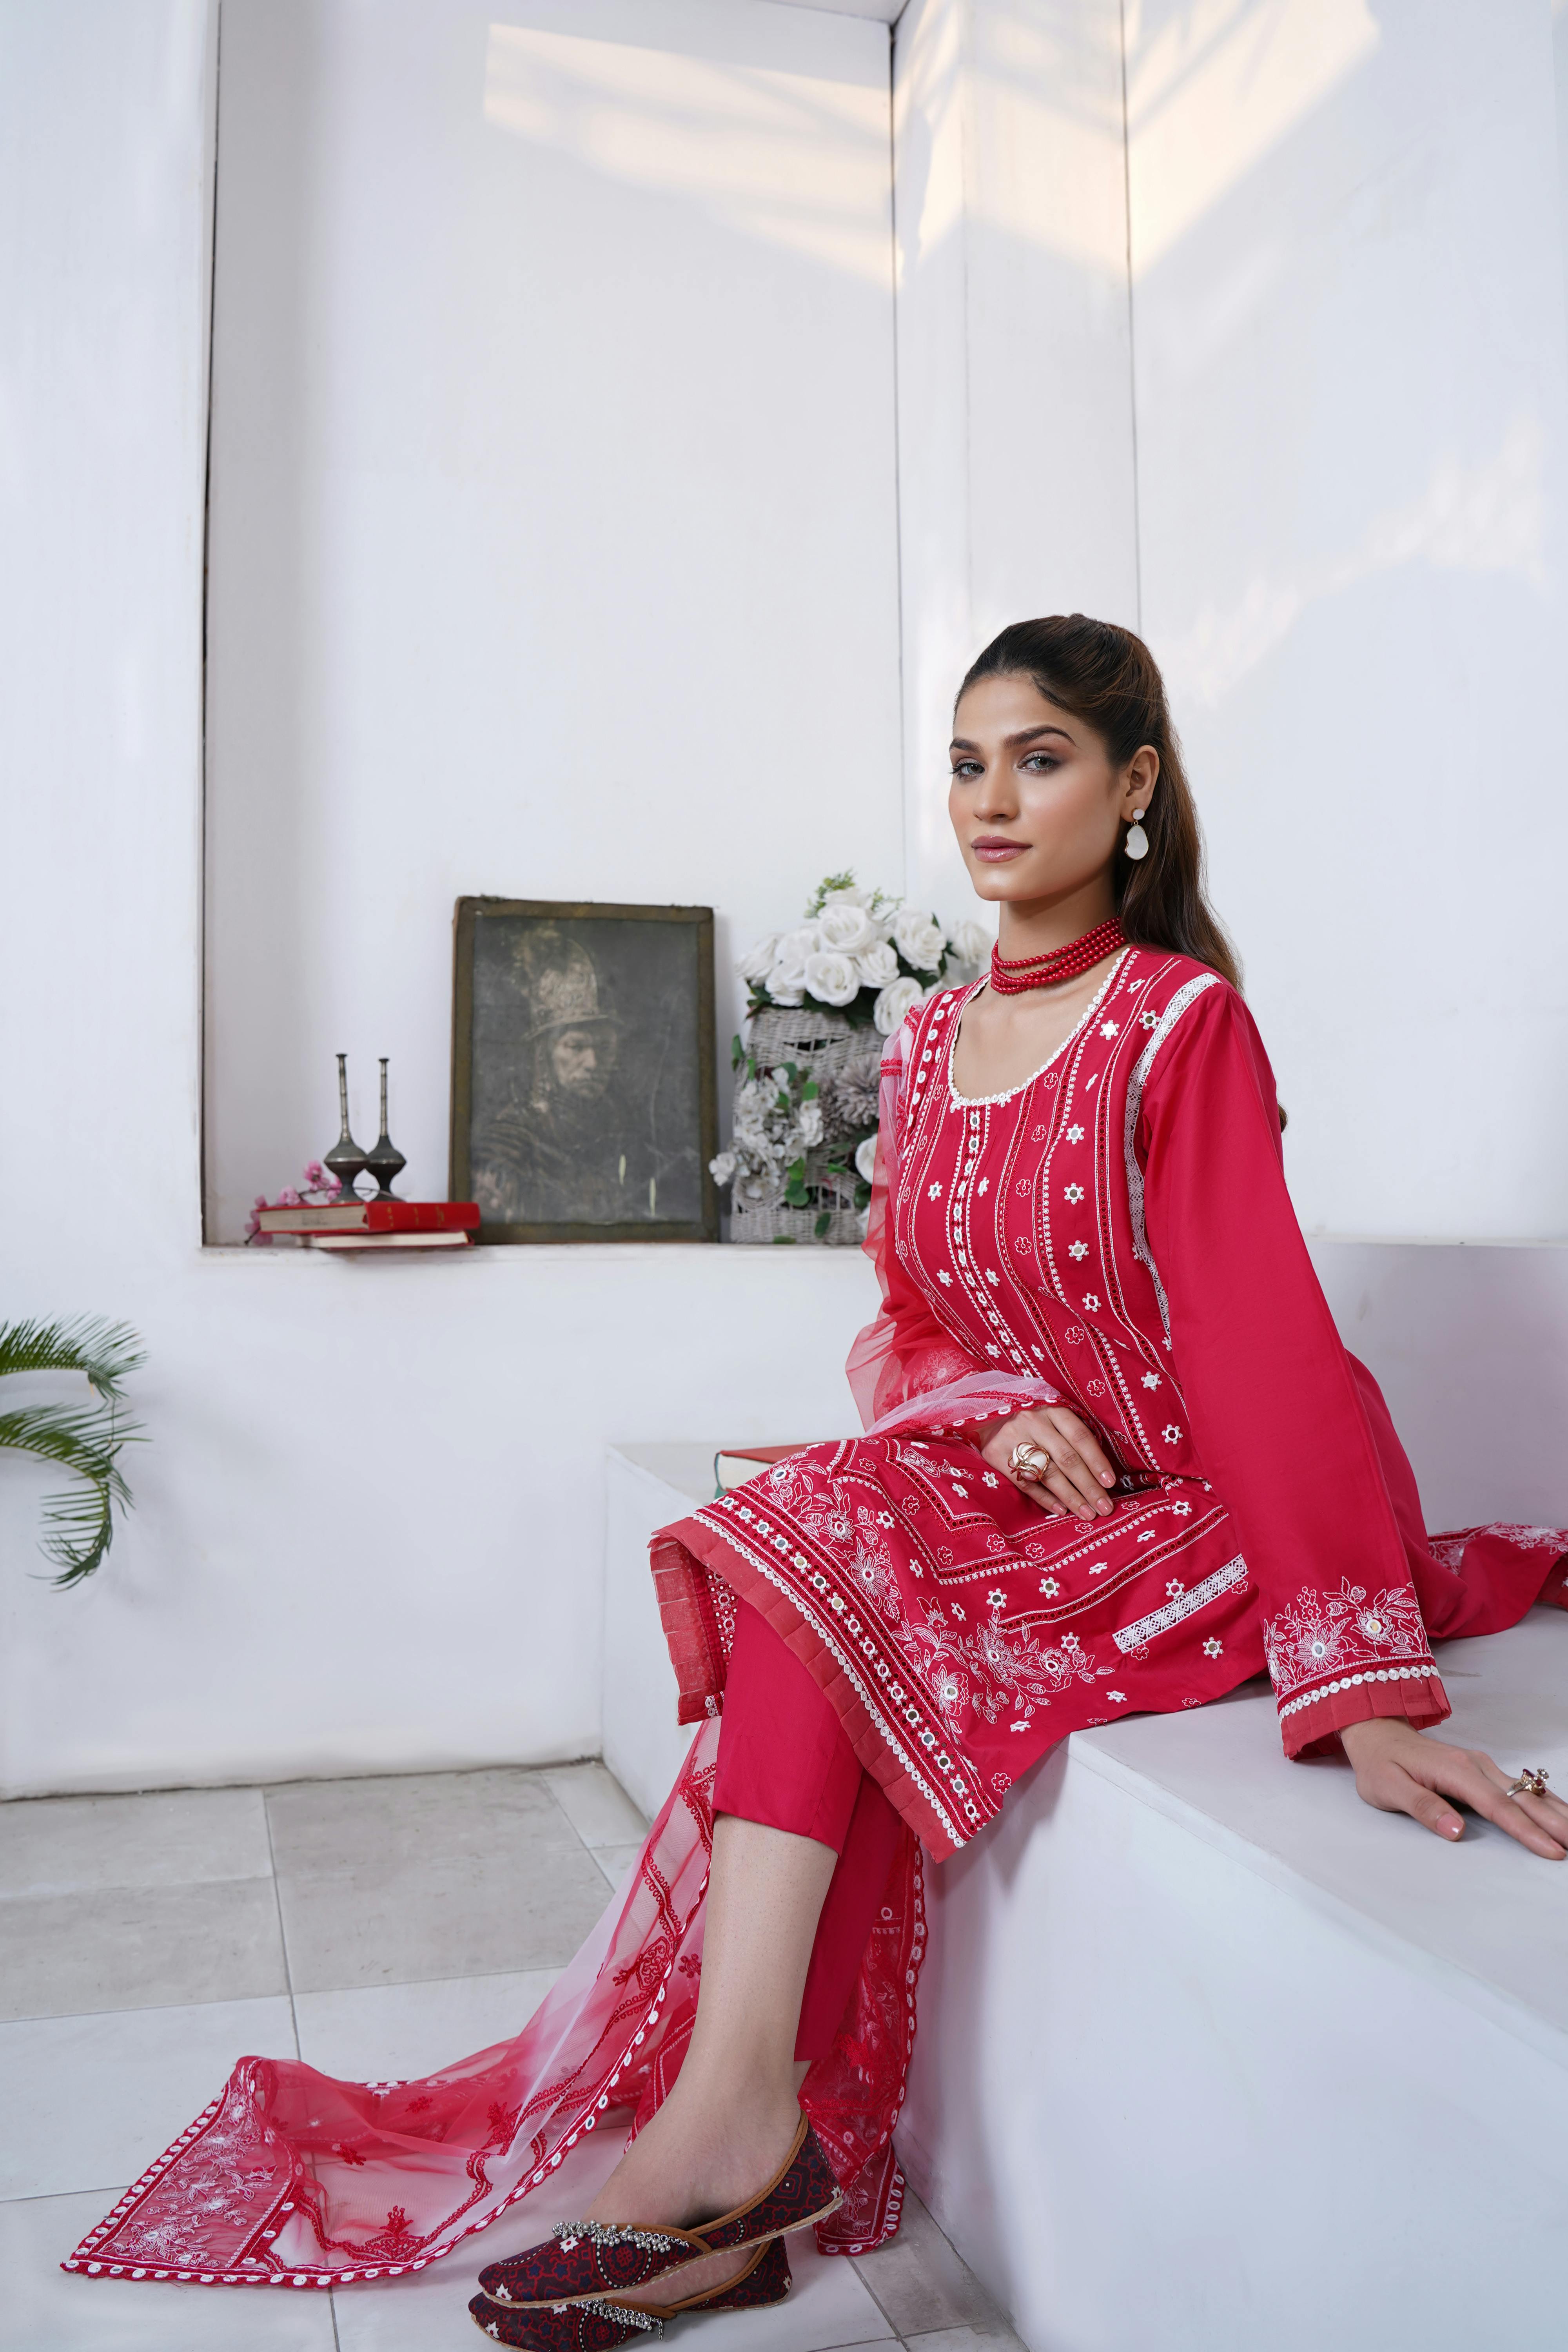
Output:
[
  {"xmin": 967, "ymin": 6, "xmax": 1131, "ymax": 278},
  {"xmin": 1160, "ymin": 416, "xmax": 1548, "ymax": 708},
  {"xmin": 1127, "ymin": 0, "xmax": 1380, "ymax": 277},
  {"xmin": 483, "ymin": 24, "xmax": 891, "ymax": 287}
]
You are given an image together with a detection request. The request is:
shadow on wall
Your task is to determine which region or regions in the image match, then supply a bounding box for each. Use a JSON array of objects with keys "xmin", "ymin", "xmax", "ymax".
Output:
[{"xmin": 483, "ymin": 20, "xmax": 891, "ymax": 283}]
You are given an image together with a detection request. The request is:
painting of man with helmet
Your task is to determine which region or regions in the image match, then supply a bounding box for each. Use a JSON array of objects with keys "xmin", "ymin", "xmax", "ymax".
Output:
[{"xmin": 451, "ymin": 899, "xmax": 717, "ymax": 1241}]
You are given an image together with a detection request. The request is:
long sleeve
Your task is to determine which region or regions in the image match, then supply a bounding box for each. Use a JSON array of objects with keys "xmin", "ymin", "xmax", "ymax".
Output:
[{"xmin": 1139, "ymin": 984, "xmax": 1448, "ymax": 1757}]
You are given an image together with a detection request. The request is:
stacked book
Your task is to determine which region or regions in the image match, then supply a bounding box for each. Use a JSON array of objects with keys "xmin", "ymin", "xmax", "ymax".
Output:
[{"xmin": 255, "ymin": 1200, "xmax": 481, "ymax": 1253}]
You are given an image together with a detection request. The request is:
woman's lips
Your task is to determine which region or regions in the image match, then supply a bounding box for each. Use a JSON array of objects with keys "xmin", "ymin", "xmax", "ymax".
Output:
[{"xmin": 971, "ymin": 837, "xmax": 1031, "ymax": 862}]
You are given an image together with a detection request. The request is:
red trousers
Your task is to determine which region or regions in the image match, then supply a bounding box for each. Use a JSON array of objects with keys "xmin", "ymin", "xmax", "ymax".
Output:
[{"xmin": 712, "ymin": 1603, "xmax": 903, "ymax": 2060}]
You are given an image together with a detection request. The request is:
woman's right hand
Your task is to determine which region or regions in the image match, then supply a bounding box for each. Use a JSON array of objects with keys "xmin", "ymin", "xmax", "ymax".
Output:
[
  {"xmin": 975, "ymin": 1405, "xmax": 1118, "ymax": 1520},
  {"xmin": 1340, "ymin": 1718, "xmax": 1568, "ymax": 1858}
]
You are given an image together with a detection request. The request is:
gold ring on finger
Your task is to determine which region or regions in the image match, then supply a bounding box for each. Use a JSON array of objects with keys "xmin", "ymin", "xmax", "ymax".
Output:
[
  {"xmin": 1506, "ymin": 1767, "xmax": 1549, "ymax": 1799},
  {"xmin": 1009, "ymin": 1441, "xmax": 1051, "ymax": 1478}
]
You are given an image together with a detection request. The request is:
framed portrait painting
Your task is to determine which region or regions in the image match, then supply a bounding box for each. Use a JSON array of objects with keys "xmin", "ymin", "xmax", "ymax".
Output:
[{"xmin": 450, "ymin": 899, "xmax": 719, "ymax": 1243}]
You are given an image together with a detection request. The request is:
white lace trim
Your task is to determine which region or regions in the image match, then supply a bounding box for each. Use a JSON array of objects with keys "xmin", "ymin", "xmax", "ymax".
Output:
[
  {"xmin": 1113, "ymin": 1554, "xmax": 1246, "ymax": 1652},
  {"xmin": 1122, "ymin": 973, "xmax": 1221, "ymax": 1339},
  {"xmin": 1278, "ymin": 1664, "xmax": 1437, "ymax": 1721},
  {"xmin": 946, "ymin": 954, "xmax": 1129, "ymax": 1107}
]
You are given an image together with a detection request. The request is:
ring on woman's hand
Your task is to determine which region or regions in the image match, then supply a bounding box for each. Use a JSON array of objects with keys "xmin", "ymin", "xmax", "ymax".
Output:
[
  {"xmin": 1506, "ymin": 1767, "xmax": 1550, "ymax": 1799},
  {"xmin": 1009, "ymin": 1440, "xmax": 1051, "ymax": 1479}
]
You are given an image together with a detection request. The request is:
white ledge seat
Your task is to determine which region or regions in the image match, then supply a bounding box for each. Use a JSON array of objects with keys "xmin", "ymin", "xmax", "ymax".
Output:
[{"xmin": 603, "ymin": 1445, "xmax": 1568, "ymax": 2350}]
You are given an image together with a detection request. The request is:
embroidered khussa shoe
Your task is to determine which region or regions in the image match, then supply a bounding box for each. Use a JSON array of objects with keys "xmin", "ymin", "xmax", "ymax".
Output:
[
  {"xmin": 475, "ymin": 2113, "xmax": 839, "ymax": 2308},
  {"xmin": 470, "ymin": 2235, "xmax": 791, "ymax": 2346}
]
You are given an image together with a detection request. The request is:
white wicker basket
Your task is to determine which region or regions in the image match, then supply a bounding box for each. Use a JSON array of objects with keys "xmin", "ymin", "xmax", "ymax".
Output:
[
  {"xmin": 730, "ymin": 1193, "xmax": 864, "ymax": 1247},
  {"xmin": 728, "ymin": 1005, "xmax": 875, "ymax": 1247}
]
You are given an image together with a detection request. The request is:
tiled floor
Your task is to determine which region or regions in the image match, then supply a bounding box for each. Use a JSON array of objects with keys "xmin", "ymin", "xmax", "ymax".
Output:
[{"xmin": 1, "ymin": 1761, "xmax": 1022, "ymax": 2352}]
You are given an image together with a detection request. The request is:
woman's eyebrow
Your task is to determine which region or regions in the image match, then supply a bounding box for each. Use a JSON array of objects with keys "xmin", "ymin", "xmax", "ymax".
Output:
[{"xmin": 1004, "ymin": 724, "xmax": 1074, "ymax": 747}]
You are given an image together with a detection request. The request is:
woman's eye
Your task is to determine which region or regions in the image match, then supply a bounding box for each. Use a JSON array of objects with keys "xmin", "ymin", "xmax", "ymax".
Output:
[
  {"xmin": 951, "ymin": 760, "xmax": 983, "ymax": 780},
  {"xmin": 1021, "ymin": 753, "xmax": 1058, "ymax": 773}
]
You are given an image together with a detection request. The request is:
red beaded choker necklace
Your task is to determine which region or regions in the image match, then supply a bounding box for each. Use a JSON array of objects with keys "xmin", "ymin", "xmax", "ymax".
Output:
[{"xmin": 987, "ymin": 917, "xmax": 1125, "ymax": 996}]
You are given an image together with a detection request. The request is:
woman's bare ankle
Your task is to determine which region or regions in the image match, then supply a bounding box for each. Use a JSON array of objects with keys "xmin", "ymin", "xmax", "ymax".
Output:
[{"xmin": 584, "ymin": 2083, "xmax": 802, "ymax": 2230}]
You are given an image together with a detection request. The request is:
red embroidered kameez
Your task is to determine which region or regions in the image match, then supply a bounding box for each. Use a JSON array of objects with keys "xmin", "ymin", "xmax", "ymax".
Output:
[
  {"xmin": 657, "ymin": 949, "xmax": 1568, "ymax": 1855},
  {"xmin": 65, "ymin": 948, "xmax": 1566, "ymax": 2298}
]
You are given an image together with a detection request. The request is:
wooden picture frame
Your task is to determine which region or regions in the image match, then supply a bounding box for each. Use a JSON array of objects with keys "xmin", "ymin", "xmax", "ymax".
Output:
[{"xmin": 450, "ymin": 898, "xmax": 719, "ymax": 1244}]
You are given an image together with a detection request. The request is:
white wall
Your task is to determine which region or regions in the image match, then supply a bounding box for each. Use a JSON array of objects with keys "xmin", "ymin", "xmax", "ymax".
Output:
[
  {"xmin": 204, "ymin": 0, "xmax": 903, "ymax": 1238},
  {"xmin": 1128, "ymin": 0, "xmax": 1568, "ymax": 1240},
  {"xmin": 0, "ymin": 0, "xmax": 890, "ymax": 1799},
  {"xmin": 892, "ymin": 0, "xmax": 1568, "ymax": 1244},
  {"xmin": 6, "ymin": 0, "xmax": 1568, "ymax": 1802},
  {"xmin": 893, "ymin": 0, "xmax": 1140, "ymax": 921}
]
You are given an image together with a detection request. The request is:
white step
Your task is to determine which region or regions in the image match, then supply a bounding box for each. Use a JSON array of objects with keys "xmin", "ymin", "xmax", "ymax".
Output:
[{"xmin": 602, "ymin": 1444, "xmax": 1568, "ymax": 2350}]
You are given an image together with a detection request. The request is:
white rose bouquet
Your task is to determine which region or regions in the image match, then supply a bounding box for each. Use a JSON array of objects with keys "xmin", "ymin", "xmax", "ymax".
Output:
[
  {"xmin": 743, "ymin": 871, "xmax": 983, "ymax": 1034},
  {"xmin": 713, "ymin": 873, "xmax": 988, "ymax": 1238}
]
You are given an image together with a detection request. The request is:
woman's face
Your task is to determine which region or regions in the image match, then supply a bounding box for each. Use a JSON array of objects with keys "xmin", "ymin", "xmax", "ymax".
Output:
[{"xmin": 948, "ymin": 671, "xmax": 1156, "ymax": 908}]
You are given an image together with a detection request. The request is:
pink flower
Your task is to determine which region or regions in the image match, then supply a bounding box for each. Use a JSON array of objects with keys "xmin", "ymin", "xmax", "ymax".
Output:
[
  {"xmin": 303, "ymin": 1162, "xmax": 325, "ymax": 1187},
  {"xmin": 278, "ymin": 1187, "xmax": 302, "ymax": 1206}
]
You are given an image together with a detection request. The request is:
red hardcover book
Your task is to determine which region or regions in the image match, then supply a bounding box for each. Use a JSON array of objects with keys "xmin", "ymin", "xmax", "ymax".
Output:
[{"xmin": 256, "ymin": 1200, "xmax": 480, "ymax": 1236}]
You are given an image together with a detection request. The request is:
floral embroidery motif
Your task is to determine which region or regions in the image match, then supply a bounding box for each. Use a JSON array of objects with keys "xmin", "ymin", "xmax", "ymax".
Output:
[
  {"xmin": 1262, "ymin": 1578, "xmax": 1431, "ymax": 1702},
  {"xmin": 1039, "ymin": 1576, "xmax": 1060, "ymax": 1596},
  {"xmin": 1426, "ymin": 1523, "xmax": 1566, "ymax": 1568},
  {"xmin": 1099, "ymin": 1020, "xmax": 1119, "ymax": 1037},
  {"xmin": 1106, "ymin": 1688, "xmax": 1127, "ymax": 1702},
  {"xmin": 1069, "ymin": 1242, "xmax": 1089, "ymax": 1261},
  {"xmin": 1065, "ymin": 1125, "xmax": 1085, "ymax": 1143},
  {"xmin": 1082, "ymin": 1293, "xmax": 1101, "ymax": 1311},
  {"xmin": 1161, "ymin": 1424, "xmax": 1183, "ymax": 1444},
  {"xmin": 1065, "ymin": 1183, "xmax": 1085, "ymax": 1203},
  {"xmin": 1141, "ymin": 1372, "xmax": 1160, "ymax": 1389},
  {"xmin": 906, "ymin": 1602, "xmax": 1112, "ymax": 1731},
  {"xmin": 1203, "ymin": 1638, "xmax": 1223, "ymax": 1658}
]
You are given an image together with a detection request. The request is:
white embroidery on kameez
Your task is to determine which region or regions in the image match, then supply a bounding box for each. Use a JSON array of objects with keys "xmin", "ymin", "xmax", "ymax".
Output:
[
  {"xmin": 1121, "ymin": 973, "xmax": 1221, "ymax": 1339},
  {"xmin": 1113, "ymin": 1554, "xmax": 1247, "ymax": 1652}
]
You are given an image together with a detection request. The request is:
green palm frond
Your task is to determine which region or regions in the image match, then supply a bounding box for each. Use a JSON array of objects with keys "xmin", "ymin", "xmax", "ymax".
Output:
[
  {"xmin": 0, "ymin": 1316, "xmax": 145, "ymax": 1402},
  {"xmin": 0, "ymin": 1319, "xmax": 146, "ymax": 1586}
]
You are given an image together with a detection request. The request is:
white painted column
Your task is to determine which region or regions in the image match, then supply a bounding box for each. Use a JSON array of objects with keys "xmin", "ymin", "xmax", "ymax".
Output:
[{"xmin": 893, "ymin": 0, "xmax": 1141, "ymax": 918}]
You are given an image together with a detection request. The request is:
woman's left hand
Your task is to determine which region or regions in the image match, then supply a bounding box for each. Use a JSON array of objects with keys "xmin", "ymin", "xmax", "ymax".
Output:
[{"xmin": 1340, "ymin": 1717, "xmax": 1568, "ymax": 1858}]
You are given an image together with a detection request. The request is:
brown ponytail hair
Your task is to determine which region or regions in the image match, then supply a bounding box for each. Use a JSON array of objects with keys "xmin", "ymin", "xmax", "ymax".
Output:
[{"xmin": 957, "ymin": 615, "xmax": 1241, "ymax": 991}]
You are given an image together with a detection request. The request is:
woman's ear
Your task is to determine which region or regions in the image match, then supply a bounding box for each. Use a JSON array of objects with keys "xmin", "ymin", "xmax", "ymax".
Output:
[{"xmin": 1122, "ymin": 745, "xmax": 1159, "ymax": 815}]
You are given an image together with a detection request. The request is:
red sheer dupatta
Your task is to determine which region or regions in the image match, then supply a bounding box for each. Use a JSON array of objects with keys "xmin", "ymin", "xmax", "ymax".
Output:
[{"xmin": 64, "ymin": 1723, "xmax": 922, "ymax": 2290}]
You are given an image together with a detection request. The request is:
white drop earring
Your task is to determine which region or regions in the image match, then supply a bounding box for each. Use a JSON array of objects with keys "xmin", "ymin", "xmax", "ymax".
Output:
[{"xmin": 1124, "ymin": 809, "xmax": 1149, "ymax": 861}]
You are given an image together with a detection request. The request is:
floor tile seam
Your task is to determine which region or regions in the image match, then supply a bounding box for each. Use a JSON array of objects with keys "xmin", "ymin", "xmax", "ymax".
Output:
[
  {"xmin": 0, "ymin": 1869, "xmax": 279, "ymax": 1904},
  {"xmin": 267, "ymin": 1838, "xmax": 601, "ymax": 1882},
  {"xmin": 261, "ymin": 1782, "xmax": 303, "ymax": 2060},
  {"xmin": 855, "ymin": 2261, "xmax": 909, "ymax": 2341},
  {"xmin": 0, "ymin": 2180, "xmax": 129, "ymax": 2207},
  {"xmin": 0, "ymin": 1984, "xmax": 296, "ymax": 2027},
  {"xmin": 258, "ymin": 1757, "xmax": 605, "ymax": 1793},
  {"xmin": 287, "ymin": 1958, "xmax": 573, "ymax": 2000}
]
